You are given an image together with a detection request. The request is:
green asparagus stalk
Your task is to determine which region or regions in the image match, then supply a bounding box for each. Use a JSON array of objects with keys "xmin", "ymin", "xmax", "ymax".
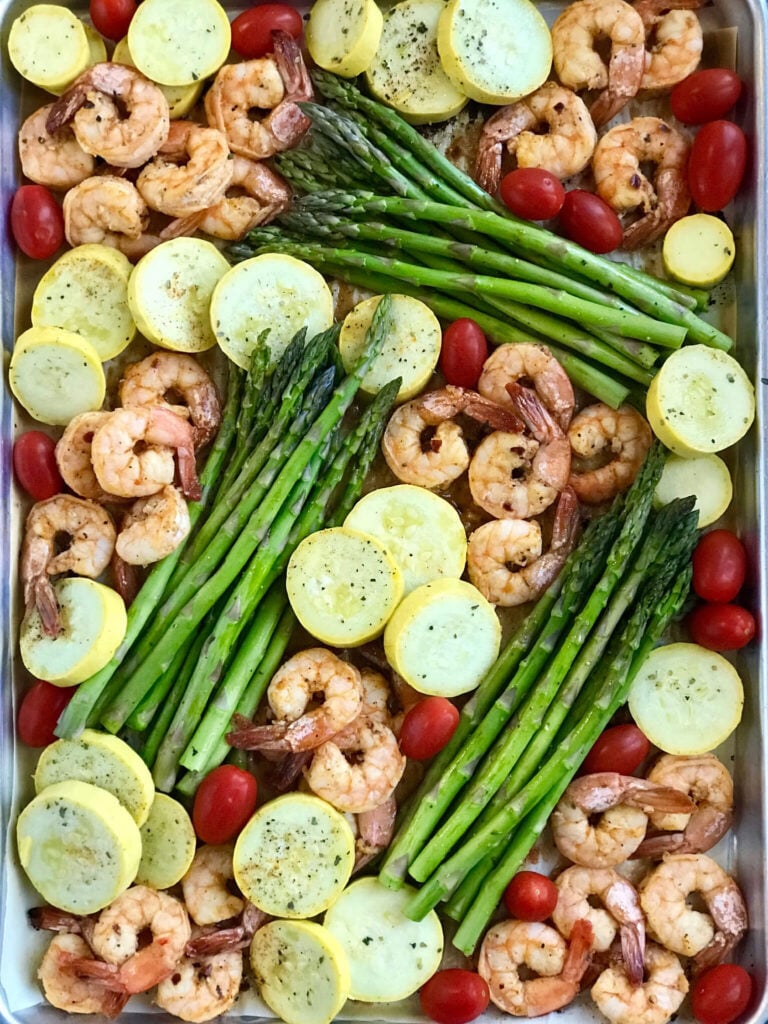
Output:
[{"xmin": 126, "ymin": 640, "xmax": 191, "ymax": 733}]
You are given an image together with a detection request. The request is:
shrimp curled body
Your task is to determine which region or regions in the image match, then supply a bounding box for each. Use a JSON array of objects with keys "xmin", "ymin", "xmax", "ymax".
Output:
[
  {"xmin": 478, "ymin": 343, "xmax": 575, "ymax": 433},
  {"xmin": 38, "ymin": 934, "xmax": 129, "ymax": 1019},
  {"xmin": 155, "ymin": 949, "xmax": 242, "ymax": 1023},
  {"xmin": 137, "ymin": 121, "xmax": 234, "ymax": 218},
  {"xmin": 116, "ymin": 485, "xmax": 190, "ymax": 566},
  {"xmin": 181, "ymin": 844, "xmax": 244, "ymax": 927},
  {"xmin": 55, "ymin": 412, "xmax": 117, "ymax": 502},
  {"xmin": 305, "ymin": 719, "xmax": 406, "ymax": 814},
  {"xmin": 591, "ymin": 942, "xmax": 688, "ymax": 1024},
  {"xmin": 568, "ymin": 403, "xmax": 653, "ymax": 504},
  {"xmin": 636, "ymin": 0, "xmax": 704, "ymax": 92},
  {"xmin": 18, "ymin": 104, "xmax": 95, "ymax": 190},
  {"xmin": 62, "ymin": 176, "xmax": 155, "ymax": 260}
]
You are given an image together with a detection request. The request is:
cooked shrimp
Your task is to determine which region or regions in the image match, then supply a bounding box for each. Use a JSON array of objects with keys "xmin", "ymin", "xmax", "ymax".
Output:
[
  {"xmin": 115, "ymin": 485, "xmax": 190, "ymax": 566},
  {"xmin": 591, "ymin": 942, "xmax": 688, "ymax": 1024},
  {"xmin": 568, "ymin": 403, "xmax": 653, "ymax": 504},
  {"xmin": 305, "ymin": 719, "xmax": 406, "ymax": 814},
  {"xmin": 475, "ymin": 83, "xmax": 598, "ymax": 194},
  {"xmin": 354, "ymin": 794, "xmax": 398, "ymax": 871},
  {"xmin": 553, "ymin": 866, "xmax": 646, "ymax": 985},
  {"xmin": 62, "ymin": 175, "xmax": 157, "ymax": 260},
  {"xmin": 636, "ymin": 0, "xmax": 703, "ymax": 92},
  {"xmin": 639, "ymin": 853, "xmax": 748, "ymax": 972},
  {"xmin": 21, "ymin": 496, "xmax": 116, "ymax": 636},
  {"xmin": 552, "ymin": 772, "xmax": 695, "ymax": 868},
  {"xmin": 38, "ymin": 934, "xmax": 128, "ymax": 1019},
  {"xmin": 592, "ymin": 117, "xmax": 691, "ymax": 248},
  {"xmin": 469, "ymin": 383, "xmax": 571, "ymax": 519},
  {"xmin": 227, "ymin": 648, "xmax": 364, "ymax": 754},
  {"xmin": 28, "ymin": 906, "xmax": 96, "ymax": 947},
  {"xmin": 55, "ymin": 412, "xmax": 116, "ymax": 502},
  {"xmin": 119, "ymin": 351, "xmax": 221, "ymax": 449},
  {"xmin": 205, "ymin": 31, "xmax": 311, "ymax": 160},
  {"xmin": 155, "ymin": 948, "xmax": 242, "ymax": 1023},
  {"xmin": 636, "ymin": 753, "xmax": 734, "ymax": 857},
  {"xmin": 478, "ymin": 343, "xmax": 575, "ymax": 433},
  {"xmin": 137, "ymin": 121, "xmax": 234, "ymax": 218},
  {"xmin": 162, "ymin": 157, "xmax": 292, "ymax": 241},
  {"xmin": 382, "ymin": 385, "xmax": 521, "ymax": 489},
  {"xmin": 181, "ymin": 845, "xmax": 244, "ymax": 927},
  {"xmin": 46, "ymin": 62, "xmax": 169, "ymax": 168},
  {"xmin": 478, "ymin": 918, "xmax": 594, "ymax": 1017},
  {"xmin": 91, "ymin": 406, "xmax": 200, "ymax": 501},
  {"xmin": 18, "ymin": 104, "xmax": 95, "ymax": 190},
  {"xmin": 467, "ymin": 487, "xmax": 580, "ymax": 606},
  {"xmin": 185, "ymin": 903, "xmax": 269, "ymax": 958},
  {"xmin": 551, "ymin": 0, "xmax": 646, "ymax": 126}
]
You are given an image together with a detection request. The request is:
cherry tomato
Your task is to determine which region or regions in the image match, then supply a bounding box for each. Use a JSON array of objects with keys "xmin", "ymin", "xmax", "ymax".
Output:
[
  {"xmin": 10, "ymin": 185, "xmax": 64, "ymax": 260},
  {"xmin": 691, "ymin": 964, "xmax": 753, "ymax": 1024},
  {"xmin": 420, "ymin": 969, "xmax": 490, "ymax": 1024},
  {"xmin": 670, "ymin": 69, "xmax": 744, "ymax": 125},
  {"xmin": 688, "ymin": 602, "xmax": 756, "ymax": 651},
  {"xmin": 689, "ymin": 120, "xmax": 747, "ymax": 211},
  {"xmin": 17, "ymin": 681, "xmax": 77, "ymax": 747},
  {"xmin": 440, "ymin": 318, "xmax": 489, "ymax": 389},
  {"xmin": 89, "ymin": 0, "xmax": 137, "ymax": 40},
  {"xmin": 557, "ymin": 190, "xmax": 624, "ymax": 254},
  {"xmin": 399, "ymin": 697, "xmax": 460, "ymax": 760},
  {"xmin": 692, "ymin": 529, "xmax": 748, "ymax": 603},
  {"xmin": 500, "ymin": 168, "xmax": 565, "ymax": 221},
  {"xmin": 581, "ymin": 723, "xmax": 650, "ymax": 776},
  {"xmin": 503, "ymin": 871, "xmax": 558, "ymax": 921},
  {"xmin": 231, "ymin": 4, "xmax": 304, "ymax": 58},
  {"xmin": 192, "ymin": 765, "xmax": 258, "ymax": 843},
  {"xmin": 13, "ymin": 431, "xmax": 64, "ymax": 501}
]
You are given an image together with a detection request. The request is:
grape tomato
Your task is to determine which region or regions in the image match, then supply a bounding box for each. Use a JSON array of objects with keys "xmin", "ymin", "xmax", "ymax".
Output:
[
  {"xmin": 691, "ymin": 964, "xmax": 753, "ymax": 1024},
  {"xmin": 10, "ymin": 185, "xmax": 64, "ymax": 260},
  {"xmin": 90, "ymin": 0, "xmax": 137, "ymax": 40},
  {"xmin": 688, "ymin": 602, "xmax": 756, "ymax": 651},
  {"xmin": 671, "ymin": 69, "xmax": 744, "ymax": 125},
  {"xmin": 581, "ymin": 724, "xmax": 650, "ymax": 776},
  {"xmin": 439, "ymin": 319, "xmax": 488, "ymax": 389},
  {"xmin": 692, "ymin": 529, "xmax": 747, "ymax": 602},
  {"xmin": 399, "ymin": 697, "xmax": 460, "ymax": 760},
  {"xmin": 503, "ymin": 871, "xmax": 558, "ymax": 921},
  {"xmin": 13, "ymin": 431, "xmax": 63, "ymax": 501},
  {"xmin": 558, "ymin": 190, "xmax": 624, "ymax": 253},
  {"xmin": 688, "ymin": 120, "xmax": 747, "ymax": 211},
  {"xmin": 192, "ymin": 765, "xmax": 258, "ymax": 843},
  {"xmin": 231, "ymin": 4, "xmax": 304, "ymax": 58},
  {"xmin": 420, "ymin": 968, "xmax": 490, "ymax": 1024},
  {"xmin": 500, "ymin": 168, "xmax": 565, "ymax": 221},
  {"xmin": 17, "ymin": 681, "xmax": 77, "ymax": 748}
]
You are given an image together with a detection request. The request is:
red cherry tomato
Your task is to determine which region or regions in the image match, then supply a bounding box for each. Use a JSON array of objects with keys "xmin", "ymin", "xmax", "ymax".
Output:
[
  {"xmin": 231, "ymin": 4, "xmax": 304, "ymax": 58},
  {"xmin": 17, "ymin": 681, "xmax": 77, "ymax": 747},
  {"xmin": 688, "ymin": 602, "xmax": 756, "ymax": 651},
  {"xmin": 13, "ymin": 431, "xmax": 64, "ymax": 502},
  {"xmin": 558, "ymin": 190, "xmax": 624, "ymax": 253},
  {"xmin": 420, "ymin": 969, "xmax": 490, "ymax": 1024},
  {"xmin": 89, "ymin": 0, "xmax": 137, "ymax": 40},
  {"xmin": 440, "ymin": 318, "xmax": 489, "ymax": 389},
  {"xmin": 688, "ymin": 120, "xmax": 747, "ymax": 211},
  {"xmin": 503, "ymin": 871, "xmax": 559, "ymax": 921},
  {"xmin": 192, "ymin": 765, "xmax": 258, "ymax": 843},
  {"xmin": 670, "ymin": 69, "xmax": 744, "ymax": 125},
  {"xmin": 10, "ymin": 185, "xmax": 64, "ymax": 260},
  {"xmin": 691, "ymin": 964, "xmax": 753, "ymax": 1024},
  {"xmin": 581, "ymin": 723, "xmax": 650, "ymax": 776},
  {"xmin": 692, "ymin": 529, "xmax": 748, "ymax": 603},
  {"xmin": 399, "ymin": 697, "xmax": 460, "ymax": 760},
  {"xmin": 500, "ymin": 168, "xmax": 566, "ymax": 221}
]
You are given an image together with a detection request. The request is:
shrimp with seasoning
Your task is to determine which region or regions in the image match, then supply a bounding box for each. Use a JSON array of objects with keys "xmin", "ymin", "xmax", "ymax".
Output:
[
  {"xmin": 478, "ymin": 343, "xmax": 575, "ymax": 433},
  {"xmin": 469, "ymin": 383, "xmax": 571, "ymax": 519},
  {"xmin": 467, "ymin": 486, "xmax": 580, "ymax": 606},
  {"xmin": 137, "ymin": 121, "xmax": 234, "ymax": 218},
  {"xmin": 21, "ymin": 495, "xmax": 116, "ymax": 637},
  {"xmin": 551, "ymin": 0, "xmax": 646, "ymax": 127},
  {"xmin": 639, "ymin": 852, "xmax": 748, "ymax": 972},
  {"xmin": 46, "ymin": 62, "xmax": 170, "ymax": 168},
  {"xmin": 38, "ymin": 934, "xmax": 129, "ymax": 1019},
  {"xmin": 91, "ymin": 406, "xmax": 201, "ymax": 501},
  {"xmin": 55, "ymin": 412, "xmax": 118, "ymax": 503},
  {"xmin": 591, "ymin": 942, "xmax": 688, "ymax": 1024},
  {"xmin": 635, "ymin": 0, "xmax": 704, "ymax": 92},
  {"xmin": 568, "ymin": 402, "xmax": 653, "ymax": 504},
  {"xmin": 478, "ymin": 918, "xmax": 594, "ymax": 1017},
  {"xmin": 185, "ymin": 903, "xmax": 269, "ymax": 958},
  {"xmin": 119, "ymin": 351, "xmax": 221, "ymax": 449},
  {"xmin": 552, "ymin": 865, "xmax": 646, "ymax": 985},
  {"xmin": 304, "ymin": 719, "xmax": 406, "ymax": 814},
  {"xmin": 382, "ymin": 385, "xmax": 521, "ymax": 490},
  {"xmin": 155, "ymin": 947, "xmax": 242, "ymax": 1023},
  {"xmin": 475, "ymin": 83, "xmax": 598, "ymax": 194},
  {"xmin": 227, "ymin": 648, "xmax": 364, "ymax": 754},
  {"xmin": 551, "ymin": 771, "xmax": 695, "ymax": 868},
  {"xmin": 636, "ymin": 753, "xmax": 734, "ymax": 857},
  {"xmin": 62, "ymin": 175, "xmax": 157, "ymax": 260},
  {"xmin": 592, "ymin": 117, "xmax": 691, "ymax": 249},
  {"xmin": 205, "ymin": 31, "xmax": 312, "ymax": 160},
  {"xmin": 115, "ymin": 485, "xmax": 190, "ymax": 566},
  {"xmin": 181, "ymin": 845, "xmax": 244, "ymax": 927},
  {"xmin": 18, "ymin": 104, "xmax": 95, "ymax": 191}
]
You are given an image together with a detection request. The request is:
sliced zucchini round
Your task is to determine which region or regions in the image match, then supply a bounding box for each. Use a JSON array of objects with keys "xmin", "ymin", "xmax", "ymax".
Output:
[
  {"xmin": 34, "ymin": 729, "xmax": 155, "ymax": 827},
  {"xmin": 233, "ymin": 793, "xmax": 355, "ymax": 918},
  {"xmin": 47, "ymin": 23, "xmax": 108, "ymax": 93},
  {"xmin": 663, "ymin": 214, "xmax": 736, "ymax": 287},
  {"xmin": 654, "ymin": 451, "xmax": 733, "ymax": 528},
  {"xmin": 32, "ymin": 244, "xmax": 135, "ymax": 361},
  {"xmin": 306, "ymin": 0, "xmax": 383, "ymax": 77},
  {"xmin": 8, "ymin": 5, "xmax": 89, "ymax": 93},
  {"xmin": 210, "ymin": 255, "xmax": 334, "ymax": 369},
  {"xmin": 17, "ymin": 779, "xmax": 141, "ymax": 914},
  {"xmin": 251, "ymin": 920, "xmax": 351, "ymax": 1024},
  {"xmin": 9, "ymin": 326, "xmax": 105, "ymax": 426},
  {"xmin": 127, "ymin": 0, "xmax": 231, "ymax": 86},
  {"xmin": 112, "ymin": 37, "xmax": 203, "ymax": 118},
  {"xmin": 286, "ymin": 527, "xmax": 404, "ymax": 646},
  {"xmin": 135, "ymin": 794, "xmax": 196, "ymax": 888},
  {"xmin": 324, "ymin": 877, "xmax": 444, "ymax": 1002}
]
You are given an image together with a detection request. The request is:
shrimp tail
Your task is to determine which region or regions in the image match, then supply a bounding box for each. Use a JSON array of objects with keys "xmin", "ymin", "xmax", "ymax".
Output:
[
  {"xmin": 619, "ymin": 920, "xmax": 645, "ymax": 987},
  {"xmin": 29, "ymin": 907, "xmax": 85, "ymax": 933},
  {"xmin": 272, "ymin": 30, "xmax": 313, "ymax": 102},
  {"xmin": 185, "ymin": 903, "xmax": 269, "ymax": 957},
  {"xmin": 160, "ymin": 211, "xmax": 207, "ymax": 240},
  {"xmin": 31, "ymin": 576, "xmax": 61, "ymax": 637},
  {"xmin": 505, "ymin": 381, "xmax": 563, "ymax": 441},
  {"xmin": 54, "ymin": 952, "xmax": 125, "ymax": 990},
  {"xmin": 269, "ymin": 750, "xmax": 313, "ymax": 791},
  {"xmin": 112, "ymin": 553, "xmax": 141, "ymax": 607},
  {"xmin": 552, "ymin": 486, "xmax": 581, "ymax": 551},
  {"xmin": 226, "ymin": 718, "xmax": 292, "ymax": 753},
  {"xmin": 563, "ymin": 918, "xmax": 595, "ymax": 984},
  {"xmin": 45, "ymin": 85, "xmax": 87, "ymax": 133},
  {"xmin": 176, "ymin": 443, "xmax": 202, "ymax": 502},
  {"xmin": 623, "ymin": 782, "xmax": 696, "ymax": 815},
  {"xmin": 474, "ymin": 140, "xmax": 504, "ymax": 194}
]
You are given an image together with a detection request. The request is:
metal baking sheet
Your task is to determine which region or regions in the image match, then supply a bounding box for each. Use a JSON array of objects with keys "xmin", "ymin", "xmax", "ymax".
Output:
[{"xmin": 0, "ymin": 0, "xmax": 767, "ymax": 1021}]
